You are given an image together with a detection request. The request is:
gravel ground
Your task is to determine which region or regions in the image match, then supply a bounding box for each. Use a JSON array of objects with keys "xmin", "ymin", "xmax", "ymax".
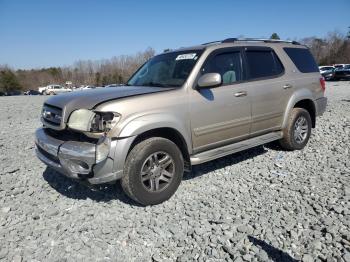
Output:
[{"xmin": 0, "ymin": 81, "xmax": 349, "ymax": 262}]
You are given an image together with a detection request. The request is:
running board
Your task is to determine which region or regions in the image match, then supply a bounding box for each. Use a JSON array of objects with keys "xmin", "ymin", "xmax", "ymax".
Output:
[{"xmin": 190, "ymin": 132, "xmax": 283, "ymax": 165}]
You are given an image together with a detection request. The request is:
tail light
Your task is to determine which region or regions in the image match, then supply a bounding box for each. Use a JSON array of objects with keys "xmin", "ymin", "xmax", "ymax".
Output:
[{"xmin": 320, "ymin": 77, "xmax": 326, "ymax": 93}]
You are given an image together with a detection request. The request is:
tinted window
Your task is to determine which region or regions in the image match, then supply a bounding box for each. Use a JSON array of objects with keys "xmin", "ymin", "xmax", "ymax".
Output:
[
  {"xmin": 201, "ymin": 52, "xmax": 242, "ymax": 84},
  {"xmin": 245, "ymin": 50, "xmax": 284, "ymax": 79},
  {"xmin": 320, "ymin": 67, "xmax": 333, "ymax": 71},
  {"xmin": 284, "ymin": 48, "xmax": 319, "ymax": 73}
]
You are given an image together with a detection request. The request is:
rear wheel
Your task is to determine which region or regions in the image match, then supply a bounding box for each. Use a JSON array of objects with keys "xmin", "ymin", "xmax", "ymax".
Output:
[
  {"xmin": 121, "ymin": 137, "xmax": 184, "ymax": 205},
  {"xmin": 279, "ymin": 108, "xmax": 312, "ymax": 150}
]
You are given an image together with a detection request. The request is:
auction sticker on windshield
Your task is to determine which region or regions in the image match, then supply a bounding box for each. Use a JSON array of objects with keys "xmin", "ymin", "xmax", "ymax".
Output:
[{"xmin": 176, "ymin": 53, "xmax": 197, "ymax": 60}]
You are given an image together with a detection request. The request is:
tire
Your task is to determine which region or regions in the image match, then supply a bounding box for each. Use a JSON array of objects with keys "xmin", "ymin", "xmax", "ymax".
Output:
[
  {"xmin": 121, "ymin": 137, "xmax": 184, "ymax": 205},
  {"xmin": 49, "ymin": 91, "xmax": 54, "ymax": 95},
  {"xmin": 279, "ymin": 108, "xmax": 312, "ymax": 150}
]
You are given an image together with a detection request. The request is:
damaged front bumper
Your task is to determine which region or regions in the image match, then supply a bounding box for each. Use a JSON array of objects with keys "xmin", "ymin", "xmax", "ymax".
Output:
[{"xmin": 35, "ymin": 128, "xmax": 126, "ymax": 184}]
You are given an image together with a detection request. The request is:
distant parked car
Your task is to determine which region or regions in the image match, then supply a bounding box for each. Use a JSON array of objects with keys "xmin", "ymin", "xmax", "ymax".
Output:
[
  {"xmin": 43, "ymin": 85, "xmax": 72, "ymax": 95},
  {"xmin": 24, "ymin": 90, "xmax": 41, "ymax": 95},
  {"xmin": 319, "ymin": 66, "xmax": 335, "ymax": 80},
  {"xmin": 334, "ymin": 64, "xmax": 350, "ymax": 80},
  {"xmin": 105, "ymin": 84, "xmax": 124, "ymax": 88},
  {"xmin": 105, "ymin": 84, "xmax": 118, "ymax": 88},
  {"xmin": 0, "ymin": 91, "xmax": 6, "ymax": 96},
  {"xmin": 333, "ymin": 64, "xmax": 347, "ymax": 69},
  {"xmin": 6, "ymin": 90, "xmax": 22, "ymax": 96},
  {"xmin": 38, "ymin": 86, "xmax": 47, "ymax": 94},
  {"xmin": 80, "ymin": 85, "xmax": 96, "ymax": 90}
]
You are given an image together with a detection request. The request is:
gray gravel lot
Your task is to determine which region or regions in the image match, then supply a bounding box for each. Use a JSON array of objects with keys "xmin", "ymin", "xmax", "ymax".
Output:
[{"xmin": 0, "ymin": 82, "xmax": 350, "ymax": 262}]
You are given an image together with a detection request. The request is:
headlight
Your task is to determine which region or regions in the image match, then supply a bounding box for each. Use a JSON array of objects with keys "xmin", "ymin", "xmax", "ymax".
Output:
[
  {"xmin": 96, "ymin": 136, "xmax": 111, "ymax": 163},
  {"xmin": 68, "ymin": 109, "xmax": 120, "ymax": 133}
]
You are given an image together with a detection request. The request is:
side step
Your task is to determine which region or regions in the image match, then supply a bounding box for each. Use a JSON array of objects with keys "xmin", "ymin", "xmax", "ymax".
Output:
[{"xmin": 190, "ymin": 132, "xmax": 283, "ymax": 165}]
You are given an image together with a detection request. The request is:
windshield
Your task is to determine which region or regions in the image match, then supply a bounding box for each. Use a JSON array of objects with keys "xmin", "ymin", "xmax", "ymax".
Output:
[{"xmin": 127, "ymin": 50, "xmax": 203, "ymax": 87}]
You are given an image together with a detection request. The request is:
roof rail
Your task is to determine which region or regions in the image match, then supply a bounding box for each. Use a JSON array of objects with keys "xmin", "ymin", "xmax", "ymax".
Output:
[
  {"xmin": 202, "ymin": 38, "xmax": 300, "ymax": 45},
  {"xmin": 201, "ymin": 40, "xmax": 222, "ymax": 45},
  {"xmin": 222, "ymin": 38, "xmax": 300, "ymax": 45}
]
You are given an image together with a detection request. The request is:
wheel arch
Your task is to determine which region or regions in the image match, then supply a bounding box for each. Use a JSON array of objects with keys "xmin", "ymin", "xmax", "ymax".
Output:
[
  {"xmin": 127, "ymin": 127, "xmax": 191, "ymax": 170},
  {"xmin": 282, "ymin": 89, "xmax": 317, "ymax": 129},
  {"xmin": 293, "ymin": 99, "xmax": 316, "ymax": 128},
  {"xmin": 113, "ymin": 115, "xmax": 192, "ymax": 175}
]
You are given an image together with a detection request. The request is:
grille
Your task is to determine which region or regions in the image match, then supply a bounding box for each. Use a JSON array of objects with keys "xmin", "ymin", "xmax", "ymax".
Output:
[{"xmin": 42, "ymin": 104, "xmax": 62, "ymax": 126}]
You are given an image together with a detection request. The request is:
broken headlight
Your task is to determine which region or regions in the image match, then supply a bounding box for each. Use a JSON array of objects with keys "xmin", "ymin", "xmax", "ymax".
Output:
[{"xmin": 67, "ymin": 109, "xmax": 120, "ymax": 133}]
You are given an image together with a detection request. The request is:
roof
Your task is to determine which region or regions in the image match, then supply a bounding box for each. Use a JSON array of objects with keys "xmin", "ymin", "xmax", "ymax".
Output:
[{"xmin": 164, "ymin": 37, "xmax": 304, "ymax": 54}]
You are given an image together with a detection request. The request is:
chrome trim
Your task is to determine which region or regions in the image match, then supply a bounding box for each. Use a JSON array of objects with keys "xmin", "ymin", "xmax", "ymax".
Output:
[
  {"xmin": 283, "ymin": 84, "xmax": 293, "ymax": 89},
  {"xmin": 193, "ymin": 117, "xmax": 251, "ymax": 137},
  {"xmin": 234, "ymin": 91, "xmax": 247, "ymax": 97},
  {"xmin": 41, "ymin": 104, "xmax": 62, "ymax": 126},
  {"xmin": 251, "ymin": 111, "xmax": 283, "ymax": 123}
]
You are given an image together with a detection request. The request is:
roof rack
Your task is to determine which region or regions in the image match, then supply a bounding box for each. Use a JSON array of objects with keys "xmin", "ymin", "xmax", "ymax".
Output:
[
  {"xmin": 202, "ymin": 38, "xmax": 300, "ymax": 45},
  {"xmin": 201, "ymin": 40, "xmax": 222, "ymax": 45}
]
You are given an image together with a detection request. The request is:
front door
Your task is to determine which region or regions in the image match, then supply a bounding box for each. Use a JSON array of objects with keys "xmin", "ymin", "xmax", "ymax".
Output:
[{"xmin": 190, "ymin": 48, "xmax": 252, "ymax": 153}]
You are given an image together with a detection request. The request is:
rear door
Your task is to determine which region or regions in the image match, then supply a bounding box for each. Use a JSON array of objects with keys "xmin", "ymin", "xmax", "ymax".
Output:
[{"xmin": 243, "ymin": 47, "xmax": 292, "ymax": 136}]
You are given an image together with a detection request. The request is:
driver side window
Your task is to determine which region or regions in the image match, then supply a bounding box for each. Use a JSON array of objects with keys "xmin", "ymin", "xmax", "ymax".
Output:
[{"xmin": 201, "ymin": 51, "xmax": 243, "ymax": 85}]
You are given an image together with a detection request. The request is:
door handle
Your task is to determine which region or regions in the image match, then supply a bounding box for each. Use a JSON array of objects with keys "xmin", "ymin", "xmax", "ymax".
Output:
[
  {"xmin": 283, "ymin": 84, "xmax": 293, "ymax": 89},
  {"xmin": 234, "ymin": 91, "xmax": 247, "ymax": 97}
]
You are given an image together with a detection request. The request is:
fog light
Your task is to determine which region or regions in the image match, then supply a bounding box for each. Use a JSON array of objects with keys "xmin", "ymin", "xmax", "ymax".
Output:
[
  {"xmin": 60, "ymin": 158, "xmax": 90, "ymax": 174},
  {"xmin": 96, "ymin": 136, "xmax": 111, "ymax": 163}
]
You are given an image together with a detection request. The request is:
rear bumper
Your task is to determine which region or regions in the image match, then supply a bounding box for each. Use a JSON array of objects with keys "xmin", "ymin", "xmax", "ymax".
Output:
[
  {"xmin": 315, "ymin": 97, "xmax": 327, "ymax": 116},
  {"xmin": 35, "ymin": 128, "xmax": 126, "ymax": 184}
]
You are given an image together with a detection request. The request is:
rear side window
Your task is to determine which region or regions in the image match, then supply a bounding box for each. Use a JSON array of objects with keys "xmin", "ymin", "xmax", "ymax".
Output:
[
  {"xmin": 245, "ymin": 50, "xmax": 284, "ymax": 79},
  {"xmin": 284, "ymin": 48, "xmax": 319, "ymax": 73}
]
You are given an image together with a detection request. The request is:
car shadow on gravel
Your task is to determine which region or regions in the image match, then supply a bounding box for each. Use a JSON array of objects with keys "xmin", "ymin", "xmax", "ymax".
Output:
[
  {"xmin": 42, "ymin": 168, "xmax": 142, "ymax": 206},
  {"xmin": 43, "ymin": 145, "xmax": 269, "ymax": 205},
  {"xmin": 248, "ymin": 236, "xmax": 298, "ymax": 262},
  {"xmin": 184, "ymin": 145, "xmax": 268, "ymax": 180}
]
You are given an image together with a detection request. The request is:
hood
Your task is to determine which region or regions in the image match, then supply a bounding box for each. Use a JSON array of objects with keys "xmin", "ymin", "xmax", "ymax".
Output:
[{"xmin": 44, "ymin": 85, "xmax": 174, "ymax": 123}]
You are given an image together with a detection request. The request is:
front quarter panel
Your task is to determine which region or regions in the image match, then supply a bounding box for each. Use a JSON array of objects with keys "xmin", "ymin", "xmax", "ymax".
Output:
[
  {"xmin": 118, "ymin": 113, "xmax": 191, "ymax": 151},
  {"xmin": 94, "ymin": 89, "xmax": 192, "ymax": 176}
]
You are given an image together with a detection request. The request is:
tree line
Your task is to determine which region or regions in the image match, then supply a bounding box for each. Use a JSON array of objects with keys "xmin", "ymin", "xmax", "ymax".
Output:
[
  {"xmin": 0, "ymin": 47, "xmax": 155, "ymax": 92},
  {"xmin": 1, "ymin": 30, "xmax": 350, "ymax": 92},
  {"xmin": 270, "ymin": 31, "xmax": 350, "ymax": 65}
]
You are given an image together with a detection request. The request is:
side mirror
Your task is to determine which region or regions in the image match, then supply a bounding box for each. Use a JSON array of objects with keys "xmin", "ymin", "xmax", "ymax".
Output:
[{"xmin": 197, "ymin": 73, "xmax": 222, "ymax": 89}]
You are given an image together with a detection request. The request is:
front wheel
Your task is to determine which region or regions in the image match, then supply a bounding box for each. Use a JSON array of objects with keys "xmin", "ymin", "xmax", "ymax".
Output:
[
  {"xmin": 121, "ymin": 137, "xmax": 184, "ymax": 205},
  {"xmin": 279, "ymin": 108, "xmax": 312, "ymax": 150}
]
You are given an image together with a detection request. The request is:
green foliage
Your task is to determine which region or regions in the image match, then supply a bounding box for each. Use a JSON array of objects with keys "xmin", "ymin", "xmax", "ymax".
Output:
[
  {"xmin": 102, "ymin": 75, "xmax": 109, "ymax": 86},
  {"xmin": 118, "ymin": 75, "xmax": 123, "ymax": 84},
  {"xmin": 0, "ymin": 70, "xmax": 22, "ymax": 92},
  {"xmin": 270, "ymin": 33, "xmax": 280, "ymax": 40},
  {"xmin": 95, "ymin": 72, "xmax": 101, "ymax": 86}
]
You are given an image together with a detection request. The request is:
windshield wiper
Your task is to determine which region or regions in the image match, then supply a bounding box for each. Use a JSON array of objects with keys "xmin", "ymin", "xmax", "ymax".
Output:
[
  {"xmin": 142, "ymin": 82, "xmax": 166, "ymax": 87},
  {"xmin": 142, "ymin": 82, "xmax": 178, "ymax": 87}
]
